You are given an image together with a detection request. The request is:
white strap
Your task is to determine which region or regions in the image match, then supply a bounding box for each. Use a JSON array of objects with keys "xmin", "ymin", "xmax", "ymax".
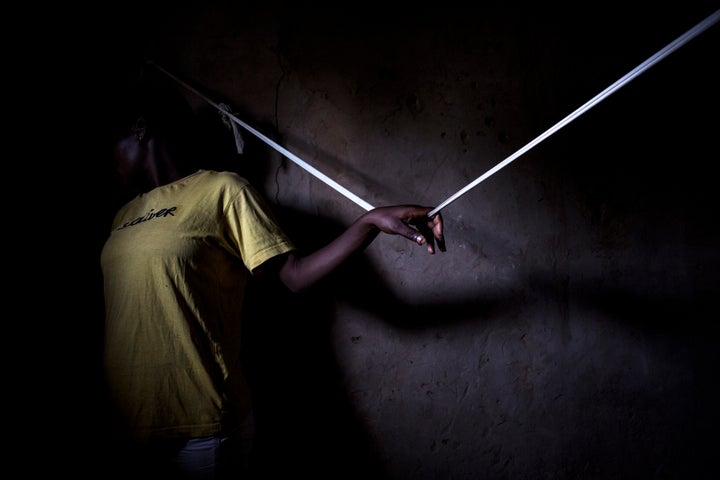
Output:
[
  {"xmin": 148, "ymin": 61, "xmax": 375, "ymax": 212},
  {"xmin": 427, "ymin": 9, "xmax": 720, "ymax": 217},
  {"xmin": 146, "ymin": 7, "xmax": 718, "ymax": 218}
]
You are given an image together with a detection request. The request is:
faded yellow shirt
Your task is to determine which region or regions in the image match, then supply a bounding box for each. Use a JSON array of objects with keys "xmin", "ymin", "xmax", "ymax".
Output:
[{"xmin": 101, "ymin": 170, "xmax": 295, "ymax": 440}]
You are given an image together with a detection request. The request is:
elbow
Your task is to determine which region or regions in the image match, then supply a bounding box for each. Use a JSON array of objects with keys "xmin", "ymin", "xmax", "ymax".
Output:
[
  {"xmin": 277, "ymin": 252, "xmax": 312, "ymax": 294},
  {"xmin": 280, "ymin": 273, "xmax": 307, "ymax": 294}
]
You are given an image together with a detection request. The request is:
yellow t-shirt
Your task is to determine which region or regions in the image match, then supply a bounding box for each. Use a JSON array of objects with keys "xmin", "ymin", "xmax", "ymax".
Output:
[{"xmin": 101, "ymin": 169, "xmax": 295, "ymax": 440}]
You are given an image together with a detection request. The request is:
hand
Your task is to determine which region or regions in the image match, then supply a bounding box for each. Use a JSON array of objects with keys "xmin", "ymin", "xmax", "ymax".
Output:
[{"xmin": 367, "ymin": 205, "xmax": 446, "ymax": 254}]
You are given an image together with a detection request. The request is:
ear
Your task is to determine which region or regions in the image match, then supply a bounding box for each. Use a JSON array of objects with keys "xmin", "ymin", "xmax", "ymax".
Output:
[{"xmin": 131, "ymin": 117, "xmax": 147, "ymax": 142}]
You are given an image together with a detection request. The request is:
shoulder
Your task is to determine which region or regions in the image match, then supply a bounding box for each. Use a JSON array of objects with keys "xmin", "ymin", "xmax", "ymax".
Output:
[
  {"xmin": 184, "ymin": 169, "xmax": 255, "ymax": 195},
  {"xmin": 190, "ymin": 169, "xmax": 250, "ymax": 188},
  {"xmin": 185, "ymin": 170, "xmax": 272, "ymax": 209}
]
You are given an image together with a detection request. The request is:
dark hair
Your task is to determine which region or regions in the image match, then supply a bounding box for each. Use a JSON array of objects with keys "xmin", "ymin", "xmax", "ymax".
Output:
[
  {"xmin": 107, "ymin": 63, "xmax": 246, "ymax": 175},
  {"xmin": 109, "ymin": 67, "xmax": 197, "ymax": 145}
]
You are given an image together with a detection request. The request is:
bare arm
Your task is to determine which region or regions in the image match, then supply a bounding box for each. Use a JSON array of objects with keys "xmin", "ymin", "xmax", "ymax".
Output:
[{"xmin": 265, "ymin": 205, "xmax": 445, "ymax": 293}]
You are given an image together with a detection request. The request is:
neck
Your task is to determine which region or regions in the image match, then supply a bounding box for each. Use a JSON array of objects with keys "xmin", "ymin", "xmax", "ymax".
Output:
[{"xmin": 146, "ymin": 138, "xmax": 195, "ymax": 188}]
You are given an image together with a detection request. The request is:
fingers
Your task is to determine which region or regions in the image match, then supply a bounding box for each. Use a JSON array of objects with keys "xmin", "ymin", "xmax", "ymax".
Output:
[
  {"xmin": 371, "ymin": 205, "xmax": 446, "ymax": 254},
  {"xmin": 407, "ymin": 229, "xmax": 434, "ymax": 254},
  {"xmin": 430, "ymin": 212, "xmax": 446, "ymax": 252},
  {"xmin": 399, "ymin": 225, "xmax": 425, "ymax": 245},
  {"xmin": 408, "ymin": 209, "xmax": 445, "ymax": 254}
]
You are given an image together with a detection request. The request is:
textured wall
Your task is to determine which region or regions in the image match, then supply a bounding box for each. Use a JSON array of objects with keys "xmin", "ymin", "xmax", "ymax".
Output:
[{"xmin": 85, "ymin": 3, "xmax": 719, "ymax": 478}]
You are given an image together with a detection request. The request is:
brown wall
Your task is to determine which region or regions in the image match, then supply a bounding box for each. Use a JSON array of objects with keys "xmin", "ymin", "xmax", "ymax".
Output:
[{"xmin": 64, "ymin": 3, "xmax": 720, "ymax": 478}]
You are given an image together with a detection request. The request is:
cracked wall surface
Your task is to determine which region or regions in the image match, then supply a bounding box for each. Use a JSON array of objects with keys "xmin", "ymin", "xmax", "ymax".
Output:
[{"xmin": 71, "ymin": 3, "xmax": 720, "ymax": 479}]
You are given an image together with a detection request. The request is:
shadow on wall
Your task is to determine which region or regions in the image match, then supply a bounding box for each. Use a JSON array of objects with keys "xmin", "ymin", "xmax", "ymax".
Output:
[
  {"xmin": 240, "ymin": 205, "xmax": 509, "ymax": 480},
  {"xmin": 241, "ymin": 198, "xmax": 719, "ymax": 478},
  {"xmin": 90, "ymin": 41, "xmax": 720, "ymax": 475}
]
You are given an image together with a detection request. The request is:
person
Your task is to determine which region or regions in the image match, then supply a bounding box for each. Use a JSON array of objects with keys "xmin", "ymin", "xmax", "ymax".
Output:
[{"xmin": 100, "ymin": 69, "xmax": 445, "ymax": 479}]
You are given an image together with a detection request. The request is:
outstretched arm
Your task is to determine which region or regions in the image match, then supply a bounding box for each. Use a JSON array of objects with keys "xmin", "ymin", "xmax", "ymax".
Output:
[{"xmin": 268, "ymin": 205, "xmax": 445, "ymax": 293}]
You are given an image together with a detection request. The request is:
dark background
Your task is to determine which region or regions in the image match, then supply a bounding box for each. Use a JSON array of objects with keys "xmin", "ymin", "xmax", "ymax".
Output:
[{"xmin": 31, "ymin": 2, "xmax": 720, "ymax": 478}]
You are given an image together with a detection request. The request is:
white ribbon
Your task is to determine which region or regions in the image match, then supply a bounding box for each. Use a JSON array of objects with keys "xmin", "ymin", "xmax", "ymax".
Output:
[
  {"xmin": 148, "ymin": 61, "xmax": 375, "ymax": 211},
  {"xmin": 147, "ymin": 8, "xmax": 719, "ymax": 218},
  {"xmin": 427, "ymin": 9, "xmax": 719, "ymax": 217}
]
